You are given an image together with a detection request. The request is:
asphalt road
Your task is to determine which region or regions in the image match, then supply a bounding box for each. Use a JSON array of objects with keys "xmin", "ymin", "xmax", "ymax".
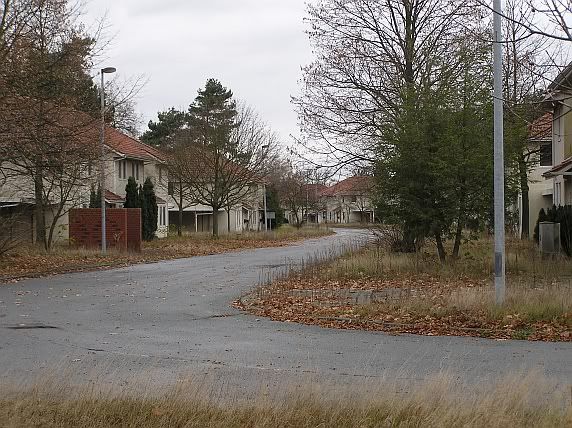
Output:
[{"xmin": 1, "ymin": 229, "xmax": 570, "ymax": 398}]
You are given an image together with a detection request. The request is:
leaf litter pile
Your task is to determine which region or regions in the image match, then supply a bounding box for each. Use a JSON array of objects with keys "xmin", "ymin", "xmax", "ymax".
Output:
[{"xmin": 234, "ymin": 273, "xmax": 571, "ymax": 342}]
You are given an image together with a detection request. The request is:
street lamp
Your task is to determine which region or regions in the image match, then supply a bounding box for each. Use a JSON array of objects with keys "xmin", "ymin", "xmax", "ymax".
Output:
[
  {"xmin": 262, "ymin": 145, "xmax": 269, "ymax": 232},
  {"xmin": 492, "ymin": 1, "xmax": 505, "ymax": 304},
  {"xmin": 100, "ymin": 66, "xmax": 116, "ymax": 255}
]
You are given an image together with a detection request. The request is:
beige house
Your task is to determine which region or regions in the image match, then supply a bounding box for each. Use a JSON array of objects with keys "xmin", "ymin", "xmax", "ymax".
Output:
[
  {"xmin": 321, "ymin": 176, "xmax": 375, "ymax": 224},
  {"xmin": 519, "ymin": 113, "xmax": 554, "ymax": 237},
  {"xmin": 101, "ymin": 127, "xmax": 169, "ymax": 238},
  {"xmin": 543, "ymin": 63, "xmax": 572, "ymax": 206},
  {"xmin": 0, "ymin": 123, "xmax": 170, "ymax": 242},
  {"xmin": 168, "ymin": 184, "xmax": 266, "ymax": 234},
  {"xmin": 284, "ymin": 176, "xmax": 375, "ymax": 225}
]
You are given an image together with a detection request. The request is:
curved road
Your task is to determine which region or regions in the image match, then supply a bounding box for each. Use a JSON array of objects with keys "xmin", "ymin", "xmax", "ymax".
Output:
[{"xmin": 1, "ymin": 229, "xmax": 570, "ymax": 397}]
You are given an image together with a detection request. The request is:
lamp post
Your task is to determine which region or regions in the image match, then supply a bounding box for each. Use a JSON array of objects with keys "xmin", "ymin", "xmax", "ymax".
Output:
[
  {"xmin": 262, "ymin": 145, "xmax": 269, "ymax": 232},
  {"xmin": 492, "ymin": 1, "xmax": 505, "ymax": 304},
  {"xmin": 100, "ymin": 67, "xmax": 116, "ymax": 255}
]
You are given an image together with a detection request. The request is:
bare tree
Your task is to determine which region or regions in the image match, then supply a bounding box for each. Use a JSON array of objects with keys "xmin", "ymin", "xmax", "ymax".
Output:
[
  {"xmin": 0, "ymin": 100, "xmax": 99, "ymax": 249},
  {"xmin": 163, "ymin": 131, "xmax": 195, "ymax": 236},
  {"xmin": 477, "ymin": 0, "xmax": 572, "ymax": 42},
  {"xmin": 501, "ymin": 0, "xmax": 564, "ymax": 238},
  {"xmin": 292, "ymin": 0, "xmax": 473, "ymax": 173},
  {"xmin": 179, "ymin": 104, "xmax": 277, "ymax": 237},
  {"xmin": 275, "ymin": 169, "xmax": 308, "ymax": 228},
  {"xmin": 0, "ymin": 0, "xmax": 102, "ymax": 249}
]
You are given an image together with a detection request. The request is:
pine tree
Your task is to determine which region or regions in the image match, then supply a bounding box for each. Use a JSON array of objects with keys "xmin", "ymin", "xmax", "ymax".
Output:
[
  {"xmin": 124, "ymin": 177, "xmax": 139, "ymax": 208},
  {"xmin": 186, "ymin": 79, "xmax": 238, "ymax": 237},
  {"xmin": 89, "ymin": 186, "xmax": 102, "ymax": 208},
  {"xmin": 141, "ymin": 178, "xmax": 158, "ymax": 241}
]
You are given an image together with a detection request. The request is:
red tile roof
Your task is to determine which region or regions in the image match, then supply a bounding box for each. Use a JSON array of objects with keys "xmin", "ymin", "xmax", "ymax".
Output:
[
  {"xmin": 105, "ymin": 127, "xmax": 165, "ymax": 162},
  {"xmin": 105, "ymin": 190, "xmax": 125, "ymax": 203},
  {"xmin": 321, "ymin": 176, "xmax": 374, "ymax": 197},
  {"xmin": 529, "ymin": 113, "xmax": 552, "ymax": 141}
]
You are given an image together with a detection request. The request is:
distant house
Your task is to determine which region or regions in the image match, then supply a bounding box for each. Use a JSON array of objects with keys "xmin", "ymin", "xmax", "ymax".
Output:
[
  {"xmin": 320, "ymin": 176, "xmax": 375, "ymax": 224},
  {"xmin": 543, "ymin": 63, "xmax": 572, "ymax": 206},
  {"xmin": 284, "ymin": 176, "xmax": 375, "ymax": 225}
]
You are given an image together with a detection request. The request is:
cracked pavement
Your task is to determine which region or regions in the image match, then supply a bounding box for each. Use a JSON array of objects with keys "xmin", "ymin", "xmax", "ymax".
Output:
[{"xmin": 0, "ymin": 229, "xmax": 570, "ymax": 397}]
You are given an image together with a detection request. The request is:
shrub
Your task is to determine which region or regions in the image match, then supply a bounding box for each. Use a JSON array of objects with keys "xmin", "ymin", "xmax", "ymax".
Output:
[{"xmin": 534, "ymin": 205, "xmax": 572, "ymax": 256}]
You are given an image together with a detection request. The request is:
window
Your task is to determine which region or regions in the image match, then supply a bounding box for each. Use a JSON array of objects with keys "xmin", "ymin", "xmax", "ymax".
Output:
[
  {"xmin": 540, "ymin": 142, "xmax": 552, "ymax": 167},
  {"xmin": 118, "ymin": 160, "xmax": 127, "ymax": 179},
  {"xmin": 351, "ymin": 195, "xmax": 357, "ymax": 203},
  {"xmin": 158, "ymin": 167, "xmax": 162, "ymax": 184},
  {"xmin": 159, "ymin": 206, "xmax": 167, "ymax": 226},
  {"xmin": 131, "ymin": 162, "xmax": 140, "ymax": 180}
]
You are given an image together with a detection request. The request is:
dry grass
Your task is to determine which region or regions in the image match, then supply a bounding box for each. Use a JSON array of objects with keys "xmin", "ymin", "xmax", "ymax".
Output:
[
  {"xmin": 0, "ymin": 226, "xmax": 333, "ymax": 282},
  {"xmin": 315, "ymin": 237, "xmax": 572, "ymax": 283},
  {"xmin": 0, "ymin": 374, "xmax": 570, "ymax": 427},
  {"xmin": 237, "ymin": 237, "xmax": 572, "ymax": 340}
]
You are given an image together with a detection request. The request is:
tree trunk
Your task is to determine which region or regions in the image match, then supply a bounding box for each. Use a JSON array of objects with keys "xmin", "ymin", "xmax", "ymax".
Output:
[
  {"xmin": 453, "ymin": 191, "xmax": 466, "ymax": 259},
  {"xmin": 452, "ymin": 220, "xmax": 463, "ymax": 259},
  {"xmin": 34, "ymin": 169, "xmax": 46, "ymax": 248},
  {"xmin": 212, "ymin": 207, "xmax": 219, "ymax": 237},
  {"xmin": 177, "ymin": 185, "xmax": 183, "ymax": 237},
  {"xmin": 518, "ymin": 155, "xmax": 530, "ymax": 239},
  {"xmin": 435, "ymin": 231, "xmax": 446, "ymax": 263}
]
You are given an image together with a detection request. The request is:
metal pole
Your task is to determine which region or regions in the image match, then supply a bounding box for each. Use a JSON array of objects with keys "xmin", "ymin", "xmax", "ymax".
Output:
[
  {"xmin": 100, "ymin": 71, "xmax": 107, "ymax": 255},
  {"xmin": 263, "ymin": 184, "xmax": 268, "ymax": 232},
  {"xmin": 493, "ymin": 0, "xmax": 506, "ymax": 304}
]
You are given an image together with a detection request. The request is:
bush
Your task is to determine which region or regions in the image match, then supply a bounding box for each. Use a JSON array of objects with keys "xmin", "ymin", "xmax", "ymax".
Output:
[{"xmin": 534, "ymin": 205, "xmax": 572, "ymax": 256}]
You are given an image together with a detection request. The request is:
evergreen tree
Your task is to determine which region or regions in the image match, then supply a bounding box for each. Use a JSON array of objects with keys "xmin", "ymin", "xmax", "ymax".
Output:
[
  {"xmin": 124, "ymin": 177, "xmax": 139, "ymax": 208},
  {"xmin": 186, "ymin": 79, "xmax": 238, "ymax": 237},
  {"xmin": 266, "ymin": 186, "xmax": 284, "ymax": 228},
  {"xmin": 141, "ymin": 178, "xmax": 158, "ymax": 241},
  {"xmin": 140, "ymin": 108, "xmax": 187, "ymax": 147},
  {"xmin": 89, "ymin": 186, "xmax": 102, "ymax": 208},
  {"xmin": 187, "ymin": 79, "xmax": 237, "ymax": 151}
]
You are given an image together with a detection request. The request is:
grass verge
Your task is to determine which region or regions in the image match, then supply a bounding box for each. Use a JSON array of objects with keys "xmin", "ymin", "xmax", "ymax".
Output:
[
  {"xmin": 0, "ymin": 374, "xmax": 570, "ymax": 427},
  {"xmin": 236, "ymin": 237, "xmax": 572, "ymax": 341},
  {"xmin": 0, "ymin": 226, "xmax": 333, "ymax": 282}
]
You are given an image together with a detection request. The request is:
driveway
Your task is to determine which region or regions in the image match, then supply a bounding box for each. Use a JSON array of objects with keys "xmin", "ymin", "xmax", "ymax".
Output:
[{"xmin": 1, "ymin": 229, "xmax": 570, "ymax": 397}]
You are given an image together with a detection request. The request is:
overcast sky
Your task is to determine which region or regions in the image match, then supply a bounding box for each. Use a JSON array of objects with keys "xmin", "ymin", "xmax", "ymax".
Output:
[{"xmin": 83, "ymin": 0, "xmax": 313, "ymax": 141}]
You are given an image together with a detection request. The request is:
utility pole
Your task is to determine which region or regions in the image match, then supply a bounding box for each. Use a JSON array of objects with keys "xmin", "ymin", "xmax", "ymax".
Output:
[
  {"xmin": 99, "ymin": 67, "xmax": 116, "ymax": 255},
  {"xmin": 493, "ymin": 0, "xmax": 506, "ymax": 304}
]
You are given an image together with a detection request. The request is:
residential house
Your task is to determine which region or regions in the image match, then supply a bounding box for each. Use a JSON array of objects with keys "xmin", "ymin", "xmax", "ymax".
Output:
[
  {"xmin": 284, "ymin": 176, "xmax": 375, "ymax": 225},
  {"xmin": 519, "ymin": 113, "xmax": 554, "ymax": 236},
  {"xmin": 0, "ymin": 120, "xmax": 170, "ymax": 242},
  {"xmin": 543, "ymin": 63, "xmax": 572, "ymax": 206},
  {"xmin": 167, "ymin": 184, "xmax": 266, "ymax": 234},
  {"xmin": 320, "ymin": 176, "xmax": 375, "ymax": 224},
  {"xmin": 101, "ymin": 127, "xmax": 169, "ymax": 238}
]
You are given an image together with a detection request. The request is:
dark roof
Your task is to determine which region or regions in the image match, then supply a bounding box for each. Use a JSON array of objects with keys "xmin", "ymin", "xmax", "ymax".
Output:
[
  {"xmin": 321, "ymin": 176, "xmax": 374, "ymax": 197},
  {"xmin": 548, "ymin": 62, "xmax": 572, "ymax": 91}
]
